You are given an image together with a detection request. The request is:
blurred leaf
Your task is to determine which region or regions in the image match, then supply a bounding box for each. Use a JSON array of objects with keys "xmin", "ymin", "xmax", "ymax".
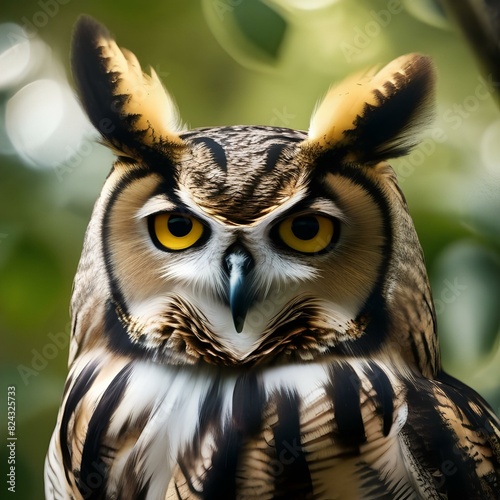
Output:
[
  {"xmin": 233, "ymin": 0, "xmax": 287, "ymax": 59},
  {"xmin": 402, "ymin": 0, "xmax": 450, "ymax": 29},
  {"xmin": 202, "ymin": 0, "xmax": 289, "ymax": 71},
  {"xmin": 431, "ymin": 239, "xmax": 500, "ymax": 367}
]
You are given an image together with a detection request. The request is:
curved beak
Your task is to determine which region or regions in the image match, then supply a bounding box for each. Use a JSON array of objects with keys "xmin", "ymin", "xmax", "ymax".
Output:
[{"xmin": 224, "ymin": 244, "xmax": 255, "ymax": 333}]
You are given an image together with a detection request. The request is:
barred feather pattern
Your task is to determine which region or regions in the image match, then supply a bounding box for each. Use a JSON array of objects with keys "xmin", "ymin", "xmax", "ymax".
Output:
[{"xmin": 46, "ymin": 351, "xmax": 500, "ymax": 499}]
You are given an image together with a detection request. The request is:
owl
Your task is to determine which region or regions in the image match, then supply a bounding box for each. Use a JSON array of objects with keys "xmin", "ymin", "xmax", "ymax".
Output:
[{"xmin": 45, "ymin": 15, "xmax": 500, "ymax": 500}]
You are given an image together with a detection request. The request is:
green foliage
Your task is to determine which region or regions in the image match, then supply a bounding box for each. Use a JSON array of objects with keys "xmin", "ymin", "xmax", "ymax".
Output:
[{"xmin": 233, "ymin": 0, "xmax": 287, "ymax": 59}]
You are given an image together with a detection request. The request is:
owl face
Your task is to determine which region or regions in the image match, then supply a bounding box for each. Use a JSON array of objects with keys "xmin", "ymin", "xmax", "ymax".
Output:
[
  {"xmin": 71, "ymin": 17, "xmax": 437, "ymax": 371},
  {"xmin": 101, "ymin": 126, "xmax": 390, "ymax": 361}
]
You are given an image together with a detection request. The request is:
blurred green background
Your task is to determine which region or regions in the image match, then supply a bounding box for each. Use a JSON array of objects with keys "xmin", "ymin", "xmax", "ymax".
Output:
[{"xmin": 0, "ymin": 0, "xmax": 499, "ymax": 497}]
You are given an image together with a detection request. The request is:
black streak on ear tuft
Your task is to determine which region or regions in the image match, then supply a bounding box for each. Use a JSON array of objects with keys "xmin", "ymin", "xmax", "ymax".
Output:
[
  {"xmin": 346, "ymin": 59, "xmax": 435, "ymax": 162},
  {"xmin": 306, "ymin": 54, "xmax": 436, "ymax": 164},
  {"xmin": 71, "ymin": 16, "xmax": 125, "ymax": 144},
  {"xmin": 71, "ymin": 15, "xmax": 183, "ymax": 157}
]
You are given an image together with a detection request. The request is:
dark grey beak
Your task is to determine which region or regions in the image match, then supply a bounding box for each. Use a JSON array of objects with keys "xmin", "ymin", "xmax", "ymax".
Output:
[{"xmin": 224, "ymin": 244, "xmax": 254, "ymax": 333}]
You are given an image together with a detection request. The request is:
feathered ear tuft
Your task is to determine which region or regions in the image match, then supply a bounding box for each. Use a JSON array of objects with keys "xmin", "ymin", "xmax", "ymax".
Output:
[
  {"xmin": 71, "ymin": 15, "xmax": 185, "ymax": 157},
  {"xmin": 306, "ymin": 54, "xmax": 436, "ymax": 163}
]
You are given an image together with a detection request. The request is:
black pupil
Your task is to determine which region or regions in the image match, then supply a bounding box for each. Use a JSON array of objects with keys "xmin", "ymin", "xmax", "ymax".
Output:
[
  {"xmin": 291, "ymin": 216, "xmax": 319, "ymax": 240},
  {"xmin": 168, "ymin": 215, "xmax": 192, "ymax": 237}
]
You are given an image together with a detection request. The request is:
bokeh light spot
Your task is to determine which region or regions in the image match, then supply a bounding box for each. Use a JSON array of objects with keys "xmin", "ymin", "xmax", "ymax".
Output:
[
  {"xmin": 6, "ymin": 79, "xmax": 64, "ymax": 167},
  {"xmin": 5, "ymin": 78, "xmax": 90, "ymax": 169},
  {"xmin": 481, "ymin": 119, "xmax": 500, "ymax": 174},
  {"xmin": 0, "ymin": 23, "xmax": 31, "ymax": 89}
]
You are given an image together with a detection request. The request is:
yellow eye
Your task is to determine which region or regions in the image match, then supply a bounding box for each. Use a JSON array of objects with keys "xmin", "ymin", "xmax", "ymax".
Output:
[
  {"xmin": 277, "ymin": 214, "xmax": 336, "ymax": 254},
  {"xmin": 152, "ymin": 213, "xmax": 205, "ymax": 251}
]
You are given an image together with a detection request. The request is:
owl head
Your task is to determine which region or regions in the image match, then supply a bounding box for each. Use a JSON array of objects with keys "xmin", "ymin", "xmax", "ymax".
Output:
[{"xmin": 70, "ymin": 16, "xmax": 437, "ymax": 375}]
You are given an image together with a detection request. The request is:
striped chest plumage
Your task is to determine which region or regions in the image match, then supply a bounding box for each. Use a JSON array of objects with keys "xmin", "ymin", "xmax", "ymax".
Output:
[
  {"xmin": 50, "ymin": 352, "xmax": 410, "ymax": 499},
  {"xmin": 48, "ymin": 349, "xmax": 499, "ymax": 499},
  {"xmin": 45, "ymin": 15, "xmax": 500, "ymax": 500}
]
